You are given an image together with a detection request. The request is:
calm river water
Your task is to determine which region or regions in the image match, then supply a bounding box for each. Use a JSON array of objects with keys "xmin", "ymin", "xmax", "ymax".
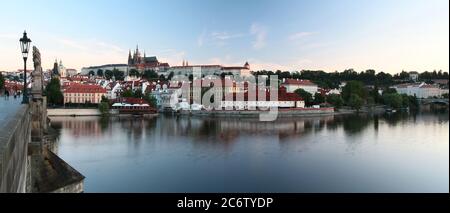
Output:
[{"xmin": 49, "ymin": 110, "xmax": 449, "ymax": 192}]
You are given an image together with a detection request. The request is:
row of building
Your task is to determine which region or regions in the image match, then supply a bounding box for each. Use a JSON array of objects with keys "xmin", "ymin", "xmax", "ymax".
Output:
[
  {"xmin": 391, "ymin": 82, "xmax": 448, "ymax": 99},
  {"xmin": 60, "ymin": 77, "xmax": 313, "ymax": 110}
]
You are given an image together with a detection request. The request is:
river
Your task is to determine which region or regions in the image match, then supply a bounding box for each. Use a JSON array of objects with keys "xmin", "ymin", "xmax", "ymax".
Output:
[{"xmin": 49, "ymin": 110, "xmax": 449, "ymax": 192}]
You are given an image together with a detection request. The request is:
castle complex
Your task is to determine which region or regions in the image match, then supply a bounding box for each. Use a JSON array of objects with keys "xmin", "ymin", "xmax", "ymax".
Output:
[
  {"xmin": 127, "ymin": 45, "xmax": 170, "ymax": 72},
  {"xmin": 82, "ymin": 44, "xmax": 252, "ymax": 77}
]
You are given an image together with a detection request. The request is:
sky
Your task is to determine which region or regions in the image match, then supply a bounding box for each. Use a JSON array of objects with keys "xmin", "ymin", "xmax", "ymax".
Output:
[{"xmin": 0, "ymin": 0, "xmax": 448, "ymax": 73}]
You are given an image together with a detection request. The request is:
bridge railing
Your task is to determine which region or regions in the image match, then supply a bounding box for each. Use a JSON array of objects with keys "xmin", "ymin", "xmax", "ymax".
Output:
[{"xmin": 0, "ymin": 104, "xmax": 31, "ymax": 193}]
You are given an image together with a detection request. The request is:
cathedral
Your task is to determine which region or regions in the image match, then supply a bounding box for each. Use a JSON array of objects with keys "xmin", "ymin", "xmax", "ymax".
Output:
[{"xmin": 127, "ymin": 45, "xmax": 169, "ymax": 72}]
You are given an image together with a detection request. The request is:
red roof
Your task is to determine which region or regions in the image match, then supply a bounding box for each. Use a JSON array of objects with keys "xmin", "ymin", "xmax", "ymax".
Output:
[
  {"xmin": 420, "ymin": 84, "xmax": 439, "ymax": 89},
  {"xmin": 4, "ymin": 81, "xmax": 23, "ymax": 91},
  {"xmin": 282, "ymin": 79, "xmax": 317, "ymax": 86},
  {"xmin": 64, "ymin": 84, "xmax": 107, "ymax": 93},
  {"xmin": 222, "ymin": 86, "xmax": 303, "ymax": 102},
  {"xmin": 112, "ymin": 97, "xmax": 148, "ymax": 105},
  {"xmin": 222, "ymin": 66, "xmax": 248, "ymax": 70},
  {"xmin": 171, "ymin": 65, "xmax": 222, "ymax": 68}
]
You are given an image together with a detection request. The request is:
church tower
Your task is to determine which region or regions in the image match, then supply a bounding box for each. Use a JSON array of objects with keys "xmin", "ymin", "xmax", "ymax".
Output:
[
  {"xmin": 128, "ymin": 50, "xmax": 133, "ymax": 65},
  {"xmin": 52, "ymin": 59, "xmax": 60, "ymax": 79},
  {"xmin": 135, "ymin": 45, "xmax": 141, "ymax": 64},
  {"xmin": 244, "ymin": 61, "xmax": 250, "ymax": 70},
  {"xmin": 59, "ymin": 60, "xmax": 66, "ymax": 78}
]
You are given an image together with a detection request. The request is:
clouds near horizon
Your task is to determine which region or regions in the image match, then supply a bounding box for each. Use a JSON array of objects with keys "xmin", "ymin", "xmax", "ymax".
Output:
[{"xmin": 0, "ymin": 0, "xmax": 448, "ymax": 74}]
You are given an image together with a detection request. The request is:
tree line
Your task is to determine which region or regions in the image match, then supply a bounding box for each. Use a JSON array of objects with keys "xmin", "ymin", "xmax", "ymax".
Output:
[
  {"xmin": 253, "ymin": 69, "xmax": 449, "ymax": 89},
  {"xmin": 294, "ymin": 80, "xmax": 419, "ymax": 111},
  {"xmin": 90, "ymin": 68, "xmax": 175, "ymax": 82}
]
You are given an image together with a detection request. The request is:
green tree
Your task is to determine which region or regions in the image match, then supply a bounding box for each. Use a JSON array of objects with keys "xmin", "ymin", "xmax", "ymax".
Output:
[
  {"xmin": 98, "ymin": 101, "xmax": 110, "ymax": 116},
  {"xmin": 168, "ymin": 72, "xmax": 174, "ymax": 80},
  {"xmin": 98, "ymin": 95, "xmax": 110, "ymax": 116},
  {"xmin": 45, "ymin": 78, "xmax": 64, "ymax": 106},
  {"xmin": 122, "ymin": 89, "xmax": 134, "ymax": 98},
  {"xmin": 342, "ymin": 81, "xmax": 367, "ymax": 103},
  {"xmin": 382, "ymin": 93, "xmax": 403, "ymax": 109},
  {"xmin": 400, "ymin": 94, "xmax": 419, "ymax": 110},
  {"xmin": 442, "ymin": 93, "xmax": 449, "ymax": 99},
  {"xmin": 382, "ymin": 88, "xmax": 397, "ymax": 95},
  {"xmin": 88, "ymin": 70, "xmax": 95, "ymax": 77},
  {"xmin": 401, "ymin": 94, "xmax": 409, "ymax": 108},
  {"xmin": 97, "ymin": 69, "xmax": 104, "ymax": 77},
  {"xmin": 143, "ymin": 70, "xmax": 158, "ymax": 80},
  {"xmin": 104, "ymin": 70, "xmax": 113, "ymax": 80},
  {"xmin": 0, "ymin": 72, "xmax": 4, "ymax": 90},
  {"xmin": 369, "ymin": 85, "xmax": 382, "ymax": 104},
  {"xmin": 121, "ymin": 89, "xmax": 143, "ymax": 98},
  {"xmin": 393, "ymin": 71, "xmax": 410, "ymax": 80},
  {"xmin": 113, "ymin": 68, "xmax": 124, "ymax": 81},
  {"xmin": 101, "ymin": 95, "xmax": 109, "ymax": 103},
  {"xmin": 129, "ymin": 69, "xmax": 140, "ymax": 77},
  {"xmin": 326, "ymin": 94, "xmax": 344, "ymax": 108},
  {"xmin": 294, "ymin": 88, "xmax": 313, "ymax": 106},
  {"xmin": 143, "ymin": 94, "xmax": 157, "ymax": 108},
  {"xmin": 313, "ymin": 92, "xmax": 326, "ymax": 105},
  {"xmin": 133, "ymin": 90, "xmax": 143, "ymax": 98},
  {"xmin": 375, "ymin": 72, "xmax": 394, "ymax": 86},
  {"xmin": 348, "ymin": 94, "xmax": 364, "ymax": 111}
]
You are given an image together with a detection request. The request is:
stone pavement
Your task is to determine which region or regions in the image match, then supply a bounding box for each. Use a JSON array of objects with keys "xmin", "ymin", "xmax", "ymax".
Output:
[{"xmin": 0, "ymin": 96, "xmax": 23, "ymax": 130}]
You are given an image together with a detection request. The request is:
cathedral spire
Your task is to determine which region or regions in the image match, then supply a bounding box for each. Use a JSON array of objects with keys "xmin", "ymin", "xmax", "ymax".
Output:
[{"xmin": 128, "ymin": 50, "xmax": 132, "ymax": 65}]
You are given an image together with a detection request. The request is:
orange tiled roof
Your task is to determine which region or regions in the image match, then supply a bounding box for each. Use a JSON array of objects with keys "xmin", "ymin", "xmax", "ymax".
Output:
[{"xmin": 64, "ymin": 84, "xmax": 107, "ymax": 93}]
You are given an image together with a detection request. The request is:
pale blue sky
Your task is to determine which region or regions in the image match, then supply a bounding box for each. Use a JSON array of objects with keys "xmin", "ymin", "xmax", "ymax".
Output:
[{"xmin": 0, "ymin": 0, "xmax": 448, "ymax": 73}]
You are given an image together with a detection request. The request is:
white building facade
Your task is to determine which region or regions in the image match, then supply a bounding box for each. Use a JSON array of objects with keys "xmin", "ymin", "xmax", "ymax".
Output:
[
  {"xmin": 162, "ymin": 62, "xmax": 252, "ymax": 78},
  {"xmin": 281, "ymin": 79, "xmax": 319, "ymax": 94},
  {"xmin": 81, "ymin": 64, "xmax": 129, "ymax": 75},
  {"xmin": 392, "ymin": 83, "xmax": 444, "ymax": 98}
]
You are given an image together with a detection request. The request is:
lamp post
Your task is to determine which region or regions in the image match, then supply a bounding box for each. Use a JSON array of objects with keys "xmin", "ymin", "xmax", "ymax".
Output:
[{"xmin": 19, "ymin": 31, "xmax": 31, "ymax": 104}]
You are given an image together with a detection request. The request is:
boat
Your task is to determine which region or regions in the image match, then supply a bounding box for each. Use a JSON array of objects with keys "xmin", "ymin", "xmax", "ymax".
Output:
[{"xmin": 112, "ymin": 103, "xmax": 157, "ymax": 115}]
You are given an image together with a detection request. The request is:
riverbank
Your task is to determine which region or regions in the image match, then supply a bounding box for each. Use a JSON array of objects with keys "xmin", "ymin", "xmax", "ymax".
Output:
[
  {"xmin": 48, "ymin": 108, "xmax": 101, "ymax": 116},
  {"xmin": 48, "ymin": 108, "xmax": 159, "ymax": 117},
  {"xmin": 48, "ymin": 106, "xmax": 384, "ymax": 117},
  {"xmin": 177, "ymin": 108, "xmax": 344, "ymax": 118}
]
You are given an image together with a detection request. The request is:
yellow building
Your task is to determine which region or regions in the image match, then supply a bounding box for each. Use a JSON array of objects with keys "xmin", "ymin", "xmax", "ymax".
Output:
[{"xmin": 64, "ymin": 84, "xmax": 107, "ymax": 104}]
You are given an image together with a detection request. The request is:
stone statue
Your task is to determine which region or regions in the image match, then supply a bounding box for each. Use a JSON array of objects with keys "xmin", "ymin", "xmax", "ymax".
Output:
[
  {"xmin": 31, "ymin": 46, "xmax": 43, "ymax": 99},
  {"xmin": 33, "ymin": 46, "xmax": 41, "ymax": 70}
]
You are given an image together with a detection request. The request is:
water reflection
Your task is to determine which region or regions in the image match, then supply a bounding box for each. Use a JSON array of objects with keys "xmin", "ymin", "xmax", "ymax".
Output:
[
  {"xmin": 49, "ymin": 109, "xmax": 449, "ymax": 192},
  {"xmin": 49, "ymin": 110, "xmax": 449, "ymax": 147}
]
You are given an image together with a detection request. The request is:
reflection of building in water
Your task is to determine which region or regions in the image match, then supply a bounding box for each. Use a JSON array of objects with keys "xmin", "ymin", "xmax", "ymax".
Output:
[
  {"xmin": 217, "ymin": 116, "xmax": 333, "ymax": 132},
  {"xmin": 49, "ymin": 114, "xmax": 375, "ymax": 147},
  {"xmin": 50, "ymin": 117, "xmax": 105, "ymax": 138},
  {"xmin": 116, "ymin": 116, "xmax": 152, "ymax": 140},
  {"xmin": 156, "ymin": 115, "xmax": 335, "ymax": 143}
]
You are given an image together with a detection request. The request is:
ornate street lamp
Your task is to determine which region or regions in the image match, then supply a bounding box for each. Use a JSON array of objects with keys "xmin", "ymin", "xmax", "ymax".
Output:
[{"xmin": 19, "ymin": 31, "xmax": 31, "ymax": 104}]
